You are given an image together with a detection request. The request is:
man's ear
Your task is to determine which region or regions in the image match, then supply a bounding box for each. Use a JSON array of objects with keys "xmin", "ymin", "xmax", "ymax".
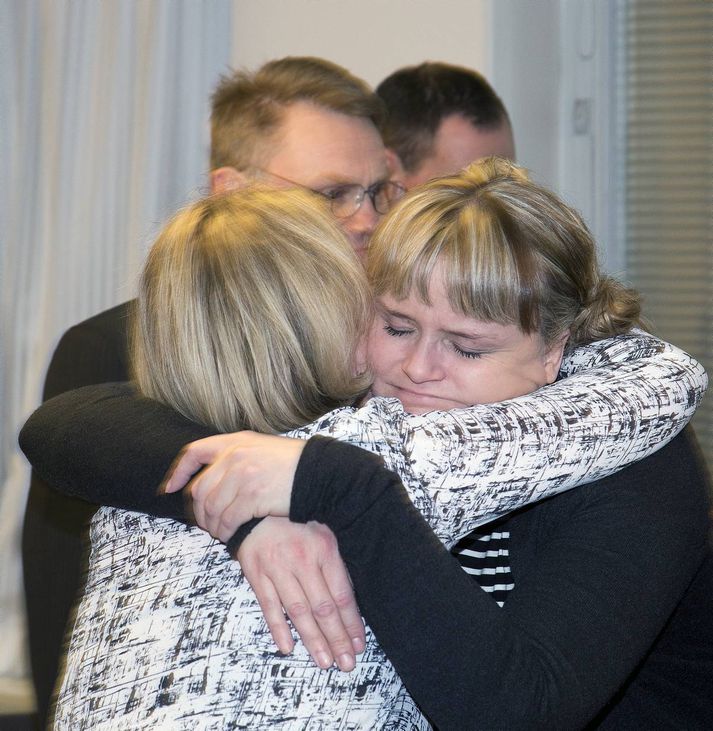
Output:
[
  {"xmin": 542, "ymin": 331, "xmax": 570, "ymax": 384},
  {"xmin": 385, "ymin": 148, "xmax": 406, "ymax": 184},
  {"xmin": 210, "ymin": 166, "xmax": 247, "ymax": 193}
]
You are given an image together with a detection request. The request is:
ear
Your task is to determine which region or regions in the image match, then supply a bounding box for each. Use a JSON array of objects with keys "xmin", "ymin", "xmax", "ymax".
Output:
[
  {"xmin": 385, "ymin": 148, "xmax": 406, "ymax": 185},
  {"xmin": 210, "ymin": 166, "xmax": 247, "ymax": 194},
  {"xmin": 542, "ymin": 331, "xmax": 570, "ymax": 384}
]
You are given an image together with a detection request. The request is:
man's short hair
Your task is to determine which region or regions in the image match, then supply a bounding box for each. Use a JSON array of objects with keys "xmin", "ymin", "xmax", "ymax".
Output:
[
  {"xmin": 210, "ymin": 56, "xmax": 384, "ymax": 171},
  {"xmin": 376, "ymin": 62, "xmax": 511, "ymax": 173}
]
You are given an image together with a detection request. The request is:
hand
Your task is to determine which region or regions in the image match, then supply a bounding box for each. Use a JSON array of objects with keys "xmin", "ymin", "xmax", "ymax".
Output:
[
  {"xmin": 163, "ymin": 431, "xmax": 306, "ymax": 541},
  {"xmin": 237, "ymin": 517, "xmax": 366, "ymax": 672}
]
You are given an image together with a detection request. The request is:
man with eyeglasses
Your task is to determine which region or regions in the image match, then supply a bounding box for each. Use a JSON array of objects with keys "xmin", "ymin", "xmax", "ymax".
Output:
[
  {"xmin": 208, "ymin": 57, "xmax": 402, "ymax": 260},
  {"xmin": 253, "ymin": 168, "xmax": 404, "ymax": 254},
  {"xmin": 22, "ymin": 55, "xmax": 400, "ymax": 727}
]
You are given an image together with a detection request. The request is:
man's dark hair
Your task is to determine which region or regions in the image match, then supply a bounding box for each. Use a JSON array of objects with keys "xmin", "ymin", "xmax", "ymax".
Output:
[{"xmin": 376, "ymin": 62, "xmax": 510, "ymax": 173}]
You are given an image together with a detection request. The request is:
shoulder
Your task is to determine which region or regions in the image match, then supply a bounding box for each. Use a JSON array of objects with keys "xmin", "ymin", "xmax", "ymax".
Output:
[
  {"xmin": 44, "ymin": 301, "xmax": 134, "ymax": 398},
  {"xmin": 60, "ymin": 301, "xmax": 133, "ymax": 343},
  {"xmin": 519, "ymin": 428, "xmax": 710, "ymax": 566}
]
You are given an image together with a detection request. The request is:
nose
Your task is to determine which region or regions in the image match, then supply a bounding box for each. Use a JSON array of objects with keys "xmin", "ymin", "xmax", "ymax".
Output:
[
  {"xmin": 343, "ymin": 197, "xmax": 380, "ymax": 251},
  {"xmin": 401, "ymin": 339, "xmax": 443, "ymax": 384}
]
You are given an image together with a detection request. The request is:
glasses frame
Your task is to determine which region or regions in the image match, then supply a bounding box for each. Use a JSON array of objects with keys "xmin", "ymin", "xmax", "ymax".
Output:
[{"xmin": 254, "ymin": 169, "xmax": 405, "ymax": 218}]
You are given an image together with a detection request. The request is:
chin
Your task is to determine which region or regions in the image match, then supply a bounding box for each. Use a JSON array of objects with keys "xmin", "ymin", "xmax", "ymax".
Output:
[
  {"xmin": 401, "ymin": 404, "xmax": 434, "ymax": 415},
  {"xmin": 396, "ymin": 395, "xmax": 451, "ymax": 415}
]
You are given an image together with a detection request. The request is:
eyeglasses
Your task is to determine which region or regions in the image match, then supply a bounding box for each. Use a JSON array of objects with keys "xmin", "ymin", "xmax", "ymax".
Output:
[{"xmin": 255, "ymin": 169, "xmax": 406, "ymax": 218}]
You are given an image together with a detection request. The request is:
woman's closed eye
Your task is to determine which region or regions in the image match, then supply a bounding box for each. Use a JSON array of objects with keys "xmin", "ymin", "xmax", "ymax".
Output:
[
  {"xmin": 451, "ymin": 342, "xmax": 484, "ymax": 359},
  {"xmin": 384, "ymin": 324, "xmax": 413, "ymax": 337}
]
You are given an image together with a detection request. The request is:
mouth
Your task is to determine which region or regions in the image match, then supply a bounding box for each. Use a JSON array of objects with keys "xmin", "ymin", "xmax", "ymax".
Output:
[{"xmin": 386, "ymin": 385, "xmax": 452, "ymax": 413}]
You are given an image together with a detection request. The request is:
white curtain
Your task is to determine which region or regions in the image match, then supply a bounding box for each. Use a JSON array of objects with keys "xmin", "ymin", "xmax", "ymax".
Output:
[{"xmin": 0, "ymin": 0, "xmax": 231, "ymax": 680}]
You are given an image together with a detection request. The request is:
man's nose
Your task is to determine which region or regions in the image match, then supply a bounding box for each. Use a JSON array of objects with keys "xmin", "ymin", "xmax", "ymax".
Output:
[{"xmin": 343, "ymin": 196, "xmax": 380, "ymax": 242}]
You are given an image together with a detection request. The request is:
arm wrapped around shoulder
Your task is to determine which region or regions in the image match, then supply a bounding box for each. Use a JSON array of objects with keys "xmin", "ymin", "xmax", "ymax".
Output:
[{"xmin": 19, "ymin": 382, "xmax": 217, "ymax": 519}]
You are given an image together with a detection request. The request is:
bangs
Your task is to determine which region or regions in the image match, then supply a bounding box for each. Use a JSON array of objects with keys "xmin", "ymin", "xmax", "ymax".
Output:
[{"xmin": 369, "ymin": 189, "xmax": 543, "ymax": 333}]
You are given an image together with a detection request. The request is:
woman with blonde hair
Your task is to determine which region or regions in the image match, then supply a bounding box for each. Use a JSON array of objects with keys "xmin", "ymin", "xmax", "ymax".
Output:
[
  {"xmin": 21, "ymin": 161, "xmax": 710, "ymax": 728},
  {"xmin": 131, "ymin": 186, "xmax": 372, "ymax": 435}
]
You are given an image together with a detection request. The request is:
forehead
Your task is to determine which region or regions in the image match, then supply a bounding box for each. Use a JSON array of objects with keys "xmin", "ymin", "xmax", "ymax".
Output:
[{"xmin": 266, "ymin": 100, "xmax": 388, "ymax": 187}]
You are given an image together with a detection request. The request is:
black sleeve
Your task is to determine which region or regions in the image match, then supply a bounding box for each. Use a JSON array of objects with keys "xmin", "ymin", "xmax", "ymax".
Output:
[
  {"xmin": 20, "ymin": 381, "xmax": 218, "ymax": 521},
  {"xmin": 290, "ymin": 433, "xmax": 710, "ymax": 730}
]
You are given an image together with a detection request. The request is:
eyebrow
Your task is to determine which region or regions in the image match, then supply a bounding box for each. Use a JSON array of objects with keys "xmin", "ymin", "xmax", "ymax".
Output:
[
  {"xmin": 312, "ymin": 170, "xmax": 391, "ymax": 189},
  {"xmin": 445, "ymin": 327, "xmax": 494, "ymax": 342},
  {"xmin": 443, "ymin": 328, "xmax": 505, "ymax": 347}
]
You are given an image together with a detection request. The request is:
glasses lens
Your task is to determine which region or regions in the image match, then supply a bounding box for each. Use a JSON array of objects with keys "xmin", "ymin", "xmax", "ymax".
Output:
[
  {"xmin": 373, "ymin": 181, "xmax": 406, "ymax": 214},
  {"xmin": 329, "ymin": 186, "xmax": 360, "ymax": 219}
]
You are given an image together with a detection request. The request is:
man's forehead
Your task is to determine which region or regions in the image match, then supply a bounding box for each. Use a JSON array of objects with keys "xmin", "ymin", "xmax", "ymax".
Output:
[{"xmin": 266, "ymin": 101, "xmax": 389, "ymax": 187}]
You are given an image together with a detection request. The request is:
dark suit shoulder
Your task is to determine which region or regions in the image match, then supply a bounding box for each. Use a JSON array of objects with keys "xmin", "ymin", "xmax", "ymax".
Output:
[
  {"xmin": 44, "ymin": 301, "xmax": 134, "ymax": 398},
  {"xmin": 62, "ymin": 300, "xmax": 134, "ymax": 340}
]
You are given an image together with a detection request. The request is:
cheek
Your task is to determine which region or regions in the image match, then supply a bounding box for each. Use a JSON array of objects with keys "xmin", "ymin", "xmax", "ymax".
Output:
[
  {"xmin": 366, "ymin": 327, "xmax": 400, "ymax": 375},
  {"xmin": 456, "ymin": 360, "xmax": 534, "ymax": 405},
  {"xmin": 486, "ymin": 361, "xmax": 545, "ymax": 401}
]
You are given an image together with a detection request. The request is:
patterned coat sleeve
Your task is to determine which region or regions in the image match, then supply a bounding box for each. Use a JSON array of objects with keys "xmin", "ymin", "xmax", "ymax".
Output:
[{"xmin": 289, "ymin": 330, "xmax": 707, "ymax": 546}]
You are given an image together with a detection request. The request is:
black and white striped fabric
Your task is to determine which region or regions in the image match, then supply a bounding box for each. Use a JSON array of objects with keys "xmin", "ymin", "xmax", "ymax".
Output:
[{"xmin": 453, "ymin": 518, "xmax": 514, "ymax": 606}]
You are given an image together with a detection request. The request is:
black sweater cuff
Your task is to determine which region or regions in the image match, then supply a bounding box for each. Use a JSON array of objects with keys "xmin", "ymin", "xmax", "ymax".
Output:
[{"xmin": 289, "ymin": 435, "xmax": 391, "ymax": 529}]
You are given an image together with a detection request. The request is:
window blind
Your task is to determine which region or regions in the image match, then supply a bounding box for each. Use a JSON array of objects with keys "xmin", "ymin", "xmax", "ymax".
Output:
[{"xmin": 616, "ymin": 0, "xmax": 713, "ymax": 469}]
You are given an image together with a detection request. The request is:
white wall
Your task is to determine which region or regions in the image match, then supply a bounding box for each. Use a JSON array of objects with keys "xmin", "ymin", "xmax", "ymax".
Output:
[
  {"xmin": 230, "ymin": 0, "xmax": 494, "ymax": 88},
  {"xmin": 492, "ymin": 1, "xmax": 620, "ymax": 272},
  {"xmin": 491, "ymin": 0, "xmax": 561, "ymax": 189}
]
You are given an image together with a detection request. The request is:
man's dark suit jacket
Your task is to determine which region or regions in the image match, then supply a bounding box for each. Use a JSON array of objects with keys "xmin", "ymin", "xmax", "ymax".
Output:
[{"xmin": 21, "ymin": 301, "xmax": 132, "ymax": 727}]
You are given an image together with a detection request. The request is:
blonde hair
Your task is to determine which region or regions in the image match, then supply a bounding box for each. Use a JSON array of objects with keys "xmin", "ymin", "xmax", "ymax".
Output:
[
  {"xmin": 368, "ymin": 157, "xmax": 641, "ymax": 349},
  {"xmin": 210, "ymin": 56, "xmax": 384, "ymax": 171},
  {"xmin": 132, "ymin": 187, "xmax": 372, "ymax": 433}
]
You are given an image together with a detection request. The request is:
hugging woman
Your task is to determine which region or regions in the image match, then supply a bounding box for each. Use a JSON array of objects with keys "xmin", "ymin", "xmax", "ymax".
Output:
[{"xmin": 22, "ymin": 160, "xmax": 711, "ymax": 729}]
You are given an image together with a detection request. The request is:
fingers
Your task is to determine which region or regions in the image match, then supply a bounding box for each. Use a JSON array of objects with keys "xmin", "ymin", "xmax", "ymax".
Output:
[
  {"xmin": 242, "ymin": 569, "xmax": 295, "ymax": 657},
  {"xmin": 277, "ymin": 524, "xmax": 360, "ymax": 671},
  {"xmin": 320, "ymin": 538, "xmax": 366, "ymax": 655},
  {"xmin": 295, "ymin": 525, "xmax": 363, "ymax": 668},
  {"xmin": 163, "ymin": 435, "xmax": 236, "ymax": 493},
  {"xmin": 277, "ymin": 571, "xmax": 343, "ymax": 670},
  {"xmin": 174, "ymin": 432, "xmax": 295, "ymax": 538},
  {"xmin": 190, "ymin": 460, "xmax": 282, "ymax": 539},
  {"xmin": 188, "ymin": 461, "xmax": 235, "ymax": 535},
  {"xmin": 236, "ymin": 519, "xmax": 362, "ymax": 672},
  {"xmin": 246, "ymin": 567, "xmax": 351, "ymax": 671},
  {"xmin": 288, "ymin": 566, "xmax": 357, "ymax": 671}
]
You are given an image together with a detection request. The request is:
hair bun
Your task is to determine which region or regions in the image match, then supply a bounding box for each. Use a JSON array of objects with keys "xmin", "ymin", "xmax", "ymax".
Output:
[{"xmin": 570, "ymin": 276, "xmax": 642, "ymax": 345}]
